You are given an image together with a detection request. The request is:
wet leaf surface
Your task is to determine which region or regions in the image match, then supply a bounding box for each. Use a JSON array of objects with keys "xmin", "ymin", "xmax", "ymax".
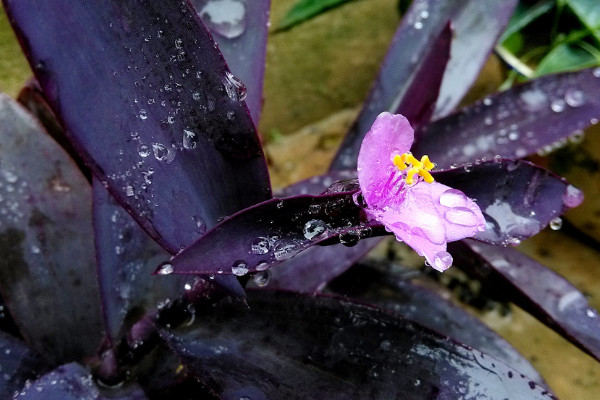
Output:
[
  {"xmin": 415, "ymin": 68, "xmax": 600, "ymax": 168},
  {"xmin": 161, "ymin": 290, "xmax": 556, "ymax": 400},
  {"xmin": 4, "ymin": 0, "xmax": 271, "ymax": 254},
  {"xmin": 191, "ymin": 0, "xmax": 270, "ymax": 124},
  {"xmin": 0, "ymin": 331, "xmax": 48, "ymax": 398},
  {"xmin": 0, "ymin": 94, "xmax": 103, "ymax": 364},
  {"xmin": 453, "ymin": 240, "xmax": 600, "ymax": 363}
]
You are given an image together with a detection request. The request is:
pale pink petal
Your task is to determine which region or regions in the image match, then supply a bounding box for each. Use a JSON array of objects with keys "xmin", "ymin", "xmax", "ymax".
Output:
[{"xmin": 357, "ymin": 112, "xmax": 414, "ymax": 207}]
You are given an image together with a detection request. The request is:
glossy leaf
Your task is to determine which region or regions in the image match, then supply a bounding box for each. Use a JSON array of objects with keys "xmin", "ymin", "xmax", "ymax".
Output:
[
  {"xmin": 415, "ymin": 68, "xmax": 600, "ymax": 168},
  {"xmin": 13, "ymin": 362, "xmax": 149, "ymax": 400},
  {"xmin": 93, "ymin": 179, "xmax": 191, "ymax": 344},
  {"xmin": 4, "ymin": 0, "xmax": 272, "ymax": 255},
  {"xmin": 535, "ymin": 43, "xmax": 598, "ymax": 76},
  {"xmin": 192, "ymin": 0, "xmax": 271, "ymax": 124},
  {"xmin": 566, "ymin": 0, "xmax": 600, "ymax": 43},
  {"xmin": 161, "ymin": 290, "xmax": 556, "ymax": 399},
  {"xmin": 327, "ymin": 265, "xmax": 545, "ymax": 384},
  {"xmin": 452, "ymin": 240, "xmax": 600, "ymax": 363},
  {"xmin": 330, "ymin": 7, "xmax": 452, "ymax": 170},
  {"xmin": 277, "ymin": 0, "xmax": 356, "ymax": 31},
  {"xmin": 160, "ymin": 190, "xmax": 380, "ymax": 276},
  {"xmin": 0, "ymin": 94, "xmax": 103, "ymax": 364},
  {"xmin": 435, "ymin": 159, "xmax": 583, "ymax": 245},
  {"xmin": 0, "ymin": 331, "xmax": 48, "ymax": 399}
]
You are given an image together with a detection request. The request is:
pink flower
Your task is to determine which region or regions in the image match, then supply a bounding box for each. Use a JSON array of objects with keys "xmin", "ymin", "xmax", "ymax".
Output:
[{"xmin": 357, "ymin": 112, "xmax": 486, "ymax": 271}]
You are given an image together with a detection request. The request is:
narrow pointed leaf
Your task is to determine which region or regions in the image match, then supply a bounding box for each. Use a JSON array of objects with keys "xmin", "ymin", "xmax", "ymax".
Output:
[
  {"xmin": 435, "ymin": 159, "xmax": 584, "ymax": 245},
  {"xmin": 0, "ymin": 331, "xmax": 48, "ymax": 398},
  {"xmin": 330, "ymin": 10, "xmax": 452, "ymax": 170},
  {"xmin": 192, "ymin": 0, "xmax": 271, "ymax": 124},
  {"xmin": 452, "ymin": 240, "xmax": 600, "ymax": 363},
  {"xmin": 162, "ymin": 190, "xmax": 380, "ymax": 276},
  {"xmin": 0, "ymin": 94, "xmax": 103, "ymax": 364},
  {"xmin": 328, "ymin": 266, "xmax": 545, "ymax": 384},
  {"xmin": 277, "ymin": 0, "xmax": 356, "ymax": 31},
  {"xmin": 161, "ymin": 291, "xmax": 556, "ymax": 399},
  {"xmin": 414, "ymin": 68, "xmax": 600, "ymax": 168},
  {"xmin": 13, "ymin": 362, "xmax": 149, "ymax": 400},
  {"xmin": 4, "ymin": 0, "xmax": 271, "ymax": 255}
]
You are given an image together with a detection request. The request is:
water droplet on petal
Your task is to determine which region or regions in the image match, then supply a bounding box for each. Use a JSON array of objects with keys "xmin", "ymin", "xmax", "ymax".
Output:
[
  {"xmin": 433, "ymin": 251, "xmax": 453, "ymax": 271},
  {"xmin": 253, "ymin": 270, "xmax": 271, "ymax": 287},
  {"xmin": 303, "ymin": 219, "xmax": 328, "ymax": 240},
  {"xmin": 562, "ymin": 184, "xmax": 584, "ymax": 207},
  {"xmin": 549, "ymin": 217, "xmax": 562, "ymax": 230},
  {"xmin": 152, "ymin": 143, "xmax": 176, "ymax": 163},
  {"xmin": 593, "ymin": 67, "xmax": 600, "ymax": 78},
  {"xmin": 231, "ymin": 260, "xmax": 248, "ymax": 276},
  {"xmin": 222, "ymin": 71, "xmax": 247, "ymax": 101},
  {"xmin": 199, "ymin": 0, "xmax": 247, "ymax": 39},
  {"xmin": 564, "ymin": 89, "xmax": 585, "ymax": 107},
  {"xmin": 568, "ymin": 130, "xmax": 585, "ymax": 144},
  {"xmin": 439, "ymin": 189, "xmax": 468, "ymax": 208},
  {"xmin": 444, "ymin": 207, "xmax": 479, "ymax": 226},
  {"xmin": 250, "ymin": 237, "xmax": 270, "ymax": 255},
  {"xmin": 139, "ymin": 109, "xmax": 148, "ymax": 119},
  {"xmin": 182, "ymin": 129, "xmax": 198, "ymax": 149},
  {"xmin": 255, "ymin": 261, "xmax": 269, "ymax": 271},
  {"xmin": 157, "ymin": 263, "xmax": 174, "ymax": 275},
  {"xmin": 550, "ymin": 99, "xmax": 566, "ymax": 113},
  {"xmin": 339, "ymin": 230, "xmax": 360, "ymax": 247}
]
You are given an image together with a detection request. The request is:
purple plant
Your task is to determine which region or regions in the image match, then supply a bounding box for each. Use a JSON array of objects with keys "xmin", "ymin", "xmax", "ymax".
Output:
[{"xmin": 0, "ymin": 0, "xmax": 599, "ymax": 398}]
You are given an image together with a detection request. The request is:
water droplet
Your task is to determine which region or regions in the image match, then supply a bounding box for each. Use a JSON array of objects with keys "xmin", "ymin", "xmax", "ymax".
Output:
[
  {"xmin": 222, "ymin": 71, "xmax": 247, "ymax": 101},
  {"xmin": 250, "ymin": 237, "xmax": 270, "ymax": 255},
  {"xmin": 157, "ymin": 263, "xmax": 174, "ymax": 275},
  {"xmin": 184, "ymin": 283, "xmax": 192, "ymax": 290},
  {"xmin": 231, "ymin": 260, "xmax": 248, "ymax": 276},
  {"xmin": 564, "ymin": 89, "xmax": 585, "ymax": 107},
  {"xmin": 433, "ymin": 251, "xmax": 453, "ymax": 271},
  {"xmin": 199, "ymin": 0, "xmax": 247, "ymax": 39},
  {"xmin": 568, "ymin": 130, "xmax": 585, "ymax": 144},
  {"xmin": 593, "ymin": 67, "xmax": 600, "ymax": 78},
  {"xmin": 124, "ymin": 184, "xmax": 135, "ymax": 197},
  {"xmin": 550, "ymin": 99, "xmax": 566, "ymax": 113},
  {"xmin": 506, "ymin": 160, "xmax": 519, "ymax": 171},
  {"xmin": 514, "ymin": 147, "xmax": 527, "ymax": 158},
  {"xmin": 420, "ymin": 10, "xmax": 429, "ymax": 18},
  {"xmin": 508, "ymin": 131, "xmax": 519, "ymax": 141},
  {"xmin": 255, "ymin": 261, "xmax": 269, "ymax": 271},
  {"xmin": 152, "ymin": 143, "xmax": 176, "ymax": 163},
  {"xmin": 483, "ymin": 97, "xmax": 493, "ymax": 106},
  {"xmin": 273, "ymin": 241, "xmax": 301, "ymax": 261},
  {"xmin": 444, "ymin": 207, "xmax": 479, "ymax": 226},
  {"xmin": 549, "ymin": 217, "xmax": 562, "ymax": 230},
  {"xmin": 303, "ymin": 219, "xmax": 328, "ymax": 240},
  {"xmin": 252, "ymin": 270, "xmax": 271, "ymax": 287},
  {"xmin": 439, "ymin": 189, "xmax": 468, "ymax": 208},
  {"xmin": 562, "ymin": 184, "xmax": 584, "ymax": 207},
  {"xmin": 182, "ymin": 129, "xmax": 198, "ymax": 149},
  {"xmin": 1, "ymin": 170, "xmax": 18, "ymax": 183},
  {"xmin": 587, "ymin": 309, "xmax": 597, "ymax": 318},
  {"xmin": 193, "ymin": 216, "xmax": 207, "ymax": 234},
  {"xmin": 414, "ymin": 21, "xmax": 423, "ymax": 29},
  {"xmin": 139, "ymin": 109, "xmax": 148, "ymax": 119},
  {"xmin": 339, "ymin": 230, "xmax": 360, "ymax": 247}
]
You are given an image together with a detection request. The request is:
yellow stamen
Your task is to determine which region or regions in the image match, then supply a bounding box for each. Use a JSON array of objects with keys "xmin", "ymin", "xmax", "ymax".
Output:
[
  {"xmin": 391, "ymin": 152, "xmax": 436, "ymax": 185},
  {"xmin": 393, "ymin": 154, "xmax": 407, "ymax": 170}
]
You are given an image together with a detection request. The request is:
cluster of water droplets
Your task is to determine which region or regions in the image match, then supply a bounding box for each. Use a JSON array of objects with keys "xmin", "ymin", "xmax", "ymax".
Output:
[{"xmin": 0, "ymin": 168, "xmax": 28, "ymax": 227}]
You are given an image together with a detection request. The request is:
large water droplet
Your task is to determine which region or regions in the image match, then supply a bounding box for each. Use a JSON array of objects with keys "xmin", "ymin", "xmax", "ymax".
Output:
[
  {"xmin": 253, "ymin": 270, "xmax": 271, "ymax": 287},
  {"xmin": 182, "ymin": 129, "xmax": 198, "ymax": 149},
  {"xmin": 231, "ymin": 260, "xmax": 248, "ymax": 276},
  {"xmin": 549, "ymin": 217, "xmax": 562, "ymax": 230},
  {"xmin": 433, "ymin": 251, "xmax": 453, "ymax": 271},
  {"xmin": 562, "ymin": 184, "xmax": 584, "ymax": 207},
  {"xmin": 222, "ymin": 71, "xmax": 247, "ymax": 101},
  {"xmin": 157, "ymin": 263, "xmax": 174, "ymax": 275},
  {"xmin": 199, "ymin": 0, "xmax": 247, "ymax": 39},
  {"xmin": 339, "ymin": 230, "xmax": 360, "ymax": 247},
  {"xmin": 439, "ymin": 189, "xmax": 468, "ymax": 208},
  {"xmin": 444, "ymin": 207, "xmax": 479, "ymax": 226},
  {"xmin": 303, "ymin": 219, "xmax": 328, "ymax": 240},
  {"xmin": 250, "ymin": 237, "xmax": 270, "ymax": 255},
  {"xmin": 564, "ymin": 89, "xmax": 585, "ymax": 107},
  {"xmin": 152, "ymin": 143, "xmax": 176, "ymax": 164}
]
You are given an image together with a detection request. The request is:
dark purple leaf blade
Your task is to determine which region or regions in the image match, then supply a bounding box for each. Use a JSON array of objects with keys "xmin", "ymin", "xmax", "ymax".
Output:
[
  {"xmin": 0, "ymin": 331, "xmax": 49, "ymax": 398},
  {"xmin": 13, "ymin": 362, "xmax": 149, "ymax": 400},
  {"xmin": 415, "ymin": 68, "xmax": 600, "ymax": 169},
  {"xmin": 330, "ymin": 10, "xmax": 452, "ymax": 170},
  {"xmin": 327, "ymin": 265, "xmax": 545, "ymax": 384},
  {"xmin": 192, "ymin": 0, "xmax": 271, "ymax": 124},
  {"xmin": 0, "ymin": 94, "xmax": 103, "ymax": 364},
  {"xmin": 161, "ymin": 290, "xmax": 556, "ymax": 399},
  {"xmin": 435, "ymin": 159, "xmax": 583, "ymax": 245},
  {"xmin": 433, "ymin": 0, "xmax": 517, "ymax": 118},
  {"xmin": 161, "ymin": 190, "xmax": 379, "ymax": 276},
  {"xmin": 93, "ymin": 178, "xmax": 195, "ymax": 344},
  {"xmin": 4, "ymin": 0, "xmax": 271, "ymax": 254},
  {"xmin": 452, "ymin": 240, "xmax": 600, "ymax": 363}
]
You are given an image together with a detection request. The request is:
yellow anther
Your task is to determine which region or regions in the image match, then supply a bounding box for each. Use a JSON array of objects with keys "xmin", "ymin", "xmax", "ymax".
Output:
[
  {"xmin": 420, "ymin": 155, "xmax": 434, "ymax": 171},
  {"xmin": 393, "ymin": 154, "xmax": 407, "ymax": 170},
  {"xmin": 391, "ymin": 152, "xmax": 436, "ymax": 185}
]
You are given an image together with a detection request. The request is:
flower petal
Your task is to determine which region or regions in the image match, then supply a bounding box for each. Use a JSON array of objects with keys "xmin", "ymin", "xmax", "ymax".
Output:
[{"xmin": 357, "ymin": 112, "xmax": 414, "ymax": 207}]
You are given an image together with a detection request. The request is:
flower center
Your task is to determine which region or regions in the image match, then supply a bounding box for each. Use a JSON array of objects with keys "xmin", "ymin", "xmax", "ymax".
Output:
[{"xmin": 392, "ymin": 153, "xmax": 435, "ymax": 185}]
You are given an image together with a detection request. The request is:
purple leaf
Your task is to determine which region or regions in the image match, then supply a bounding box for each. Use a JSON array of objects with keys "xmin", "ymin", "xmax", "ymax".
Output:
[
  {"xmin": 452, "ymin": 240, "xmax": 600, "ymax": 363},
  {"xmin": 192, "ymin": 0, "xmax": 271, "ymax": 124},
  {"xmin": 0, "ymin": 94, "xmax": 103, "ymax": 364},
  {"xmin": 0, "ymin": 331, "xmax": 48, "ymax": 398},
  {"xmin": 161, "ymin": 290, "xmax": 556, "ymax": 399},
  {"xmin": 93, "ymin": 179, "xmax": 192, "ymax": 345},
  {"xmin": 432, "ymin": 0, "xmax": 517, "ymax": 118},
  {"xmin": 160, "ymin": 190, "xmax": 380, "ymax": 276},
  {"xmin": 4, "ymin": 0, "xmax": 271, "ymax": 254},
  {"xmin": 330, "ymin": 10, "xmax": 452, "ymax": 171},
  {"xmin": 13, "ymin": 362, "xmax": 149, "ymax": 400},
  {"xmin": 415, "ymin": 68, "xmax": 600, "ymax": 168},
  {"xmin": 434, "ymin": 159, "xmax": 584, "ymax": 245},
  {"xmin": 327, "ymin": 266, "xmax": 545, "ymax": 384}
]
